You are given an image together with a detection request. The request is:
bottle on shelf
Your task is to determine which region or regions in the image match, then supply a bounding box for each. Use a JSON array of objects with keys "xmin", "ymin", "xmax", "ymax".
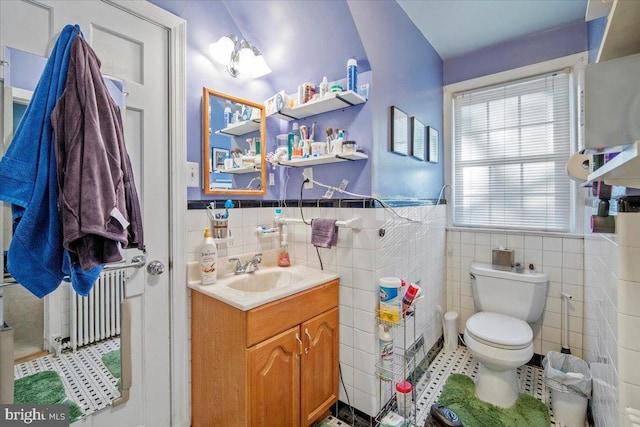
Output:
[
  {"xmin": 320, "ymin": 76, "xmax": 329, "ymax": 98},
  {"xmin": 224, "ymin": 106, "xmax": 232, "ymax": 127},
  {"xmin": 199, "ymin": 227, "xmax": 218, "ymax": 285},
  {"xmin": 291, "ymin": 122, "xmax": 302, "ymax": 158},
  {"xmin": 347, "ymin": 58, "xmax": 358, "ymax": 92}
]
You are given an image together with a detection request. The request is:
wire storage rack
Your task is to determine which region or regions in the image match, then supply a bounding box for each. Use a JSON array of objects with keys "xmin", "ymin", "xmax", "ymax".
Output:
[{"xmin": 375, "ymin": 304, "xmax": 420, "ymax": 426}]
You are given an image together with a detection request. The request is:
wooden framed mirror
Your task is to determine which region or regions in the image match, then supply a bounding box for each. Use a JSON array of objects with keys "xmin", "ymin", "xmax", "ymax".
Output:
[{"xmin": 202, "ymin": 88, "xmax": 266, "ymax": 195}]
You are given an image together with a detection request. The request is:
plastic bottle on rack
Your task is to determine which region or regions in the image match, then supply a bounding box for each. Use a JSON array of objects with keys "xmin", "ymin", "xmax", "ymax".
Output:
[
  {"xmin": 395, "ymin": 380, "xmax": 413, "ymax": 418},
  {"xmin": 378, "ymin": 324, "xmax": 394, "ymax": 377},
  {"xmin": 402, "ymin": 283, "xmax": 420, "ymax": 317}
]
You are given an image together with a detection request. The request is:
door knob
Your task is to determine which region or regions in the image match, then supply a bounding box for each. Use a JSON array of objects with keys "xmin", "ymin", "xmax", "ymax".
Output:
[{"xmin": 147, "ymin": 260, "xmax": 165, "ymax": 275}]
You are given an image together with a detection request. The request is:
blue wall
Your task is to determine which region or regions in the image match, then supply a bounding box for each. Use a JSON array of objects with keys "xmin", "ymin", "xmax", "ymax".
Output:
[
  {"xmin": 444, "ymin": 20, "xmax": 588, "ymax": 85},
  {"xmin": 150, "ymin": 0, "xmax": 445, "ymax": 202},
  {"xmin": 348, "ymin": 0, "xmax": 444, "ymax": 200},
  {"xmin": 587, "ymin": 17, "xmax": 607, "ymax": 63}
]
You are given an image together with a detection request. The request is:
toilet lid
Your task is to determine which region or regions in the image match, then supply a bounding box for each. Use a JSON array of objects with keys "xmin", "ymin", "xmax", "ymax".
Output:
[{"xmin": 466, "ymin": 312, "xmax": 532, "ymax": 348}]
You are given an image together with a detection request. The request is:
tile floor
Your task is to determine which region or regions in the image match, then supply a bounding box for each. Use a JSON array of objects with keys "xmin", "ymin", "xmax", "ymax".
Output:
[
  {"xmin": 14, "ymin": 338, "xmax": 120, "ymax": 418},
  {"xmin": 324, "ymin": 346, "xmax": 565, "ymax": 426}
]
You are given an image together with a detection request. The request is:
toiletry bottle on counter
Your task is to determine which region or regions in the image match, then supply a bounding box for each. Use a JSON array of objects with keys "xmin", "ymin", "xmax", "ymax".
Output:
[
  {"xmin": 200, "ymin": 227, "xmax": 218, "ymax": 285},
  {"xmin": 278, "ymin": 234, "xmax": 291, "ymax": 267},
  {"xmin": 347, "ymin": 58, "xmax": 358, "ymax": 92}
]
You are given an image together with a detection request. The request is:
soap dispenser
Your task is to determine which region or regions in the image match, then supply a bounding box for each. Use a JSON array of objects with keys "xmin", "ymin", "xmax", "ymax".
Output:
[{"xmin": 278, "ymin": 233, "xmax": 291, "ymax": 267}]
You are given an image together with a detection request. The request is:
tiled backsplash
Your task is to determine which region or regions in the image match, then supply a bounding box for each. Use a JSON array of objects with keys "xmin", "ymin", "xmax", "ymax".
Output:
[
  {"xmin": 445, "ymin": 229, "xmax": 585, "ymax": 359},
  {"xmin": 185, "ymin": 202, "xmax": 447, "ymax": 417}
]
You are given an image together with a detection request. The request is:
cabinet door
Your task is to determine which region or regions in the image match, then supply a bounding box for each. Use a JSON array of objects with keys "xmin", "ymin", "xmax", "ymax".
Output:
[
  {"xmin": 247, "ymin": 325, "xmax": 301, "ymax": 427},
  {"xmin": 300, "ymin": 307, "xmax": 339, "ymax": 426}
]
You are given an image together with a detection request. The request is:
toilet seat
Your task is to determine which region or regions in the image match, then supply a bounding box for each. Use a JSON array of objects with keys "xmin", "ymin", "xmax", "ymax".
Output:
[{"xmin": 466, "ymin": 312, "xmax": 532, "ymax": 350}]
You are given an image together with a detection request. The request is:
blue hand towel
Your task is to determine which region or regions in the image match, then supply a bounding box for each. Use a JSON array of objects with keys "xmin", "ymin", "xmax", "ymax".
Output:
[{"xmin": 0, "ymin": 25, "xmax": 101, "ymax": 297}]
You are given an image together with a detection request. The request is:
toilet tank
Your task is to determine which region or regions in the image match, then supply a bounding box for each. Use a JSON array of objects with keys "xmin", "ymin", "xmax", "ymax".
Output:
[{"xmin": 470, "ymin": 262, "xmax": 548, "ymax": 322}]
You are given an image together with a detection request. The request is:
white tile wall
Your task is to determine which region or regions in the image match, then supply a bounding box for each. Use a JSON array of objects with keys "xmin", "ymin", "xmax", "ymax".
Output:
[
  {"xmin": 446, "ymin": 229, "xmax": 585, "ymax": 359},
  {"xmin": 185, "ymin": 203, "xmax": 447, "ymax": 417},
  {"xmin": 585, "ymin": 212, "xmax": 640, "ymax": 427}
]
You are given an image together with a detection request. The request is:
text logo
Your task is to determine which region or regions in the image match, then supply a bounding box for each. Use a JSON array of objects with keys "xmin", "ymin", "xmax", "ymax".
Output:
[{"xmin": 1, "ymin": 405, "xmax": 69, "ymax": 426}]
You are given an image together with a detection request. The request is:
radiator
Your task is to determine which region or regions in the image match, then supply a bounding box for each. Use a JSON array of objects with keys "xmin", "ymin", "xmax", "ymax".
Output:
[{"xmin": 71, "ymin": 269, "xmax": 125, "ymax": 351}]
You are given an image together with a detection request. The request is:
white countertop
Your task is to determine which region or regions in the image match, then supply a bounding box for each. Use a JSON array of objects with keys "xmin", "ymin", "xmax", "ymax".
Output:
[{"xmin": 187, "ymin": 262, "xmax": 339, "ymax": 311}]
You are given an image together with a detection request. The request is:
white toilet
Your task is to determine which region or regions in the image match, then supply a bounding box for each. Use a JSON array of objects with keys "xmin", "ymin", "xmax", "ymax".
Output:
[{"xmin": 464, "ymin": 262, "xmax": 548, "ymax": 408}]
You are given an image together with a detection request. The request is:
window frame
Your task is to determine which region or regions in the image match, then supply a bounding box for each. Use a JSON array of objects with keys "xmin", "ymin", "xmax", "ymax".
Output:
[{"xmin": 443, "ymin": 52, "xmax": 588, "ymax": 234}]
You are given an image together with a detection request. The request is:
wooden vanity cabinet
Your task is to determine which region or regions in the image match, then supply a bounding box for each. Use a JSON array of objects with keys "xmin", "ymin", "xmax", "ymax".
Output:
[{"xmin": 191, "ymin": 279, "xmax": 339, "ymax": 427}]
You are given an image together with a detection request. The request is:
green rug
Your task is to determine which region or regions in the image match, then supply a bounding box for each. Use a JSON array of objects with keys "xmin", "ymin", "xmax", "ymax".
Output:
[
  {"xmin": 14, "ymin": 371, "xmax": 82, "ymax": 423},
  {"xmin": 102, "ymin": 350, "xmax": 122, "ymax": 390},
  {"xmin": 438, "ymin": 374, "xmax": 550, "ymax": 427},
  {"xmin": 14, "ymin": 371, "xmax": 65, "ymax": 404}
]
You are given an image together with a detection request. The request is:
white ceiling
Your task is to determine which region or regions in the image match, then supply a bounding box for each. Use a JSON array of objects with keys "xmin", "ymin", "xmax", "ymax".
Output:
[{"xmin": 396, "ymin": 0, "xmax": 589, "ymax": 60}]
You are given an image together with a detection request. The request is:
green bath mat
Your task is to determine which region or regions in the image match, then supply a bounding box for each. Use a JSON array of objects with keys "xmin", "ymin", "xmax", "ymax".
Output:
[
  {"xmin": 438, "ymin": 373, "xmax": 550, "ymax": 427},
  {"xmin": 102, "ymin": 350, "xmax": 121, "ymax": 390},
  {"xmin": 14, "ymin": 371, "xmax": 65, "ymax": 404},
  {"xmin": 14, "ymin": 371, "xmax": 82, "ymax": 423},
  {"xmin": 101, "ymin": 350, "xmax": 121, "ymax": 379}
]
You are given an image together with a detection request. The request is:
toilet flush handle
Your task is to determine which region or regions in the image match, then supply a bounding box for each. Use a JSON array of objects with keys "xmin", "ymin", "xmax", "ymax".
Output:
[{"xmin": 469, "ymin": 272, "xmax": 476, "ymax": 281}]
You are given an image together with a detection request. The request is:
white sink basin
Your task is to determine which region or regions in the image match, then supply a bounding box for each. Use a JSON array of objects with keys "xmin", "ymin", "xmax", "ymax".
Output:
[
  {"xmin": 226, "ymin": 268, "xmax": 303, "ymax": 292},
  {"xmin": 188, "ymin": 265, "xmax": 338, "ymax": 311}
]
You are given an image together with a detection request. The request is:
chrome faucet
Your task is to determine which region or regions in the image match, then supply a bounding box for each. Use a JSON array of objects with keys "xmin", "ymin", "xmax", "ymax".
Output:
[{"xmin": 228, "ymin": 253, "xmax": 262, "ymax": 274}]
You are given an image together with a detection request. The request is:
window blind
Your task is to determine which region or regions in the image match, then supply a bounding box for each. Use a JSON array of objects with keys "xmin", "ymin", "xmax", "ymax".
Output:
[{"xmin": 452, "ymin": 71, "xmax": 572, "ymax": 231}]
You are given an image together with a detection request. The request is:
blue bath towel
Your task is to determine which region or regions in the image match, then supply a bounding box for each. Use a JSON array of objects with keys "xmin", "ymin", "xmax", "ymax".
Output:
[{"xmin": 0, "ymin": 25, "xmax": 101, "ymax": 297}]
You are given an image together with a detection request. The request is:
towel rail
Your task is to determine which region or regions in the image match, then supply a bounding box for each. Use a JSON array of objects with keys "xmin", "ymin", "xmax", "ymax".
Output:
[{"xmin": 276, "ymin": 216, "xmax": 362, "ymax": 230}]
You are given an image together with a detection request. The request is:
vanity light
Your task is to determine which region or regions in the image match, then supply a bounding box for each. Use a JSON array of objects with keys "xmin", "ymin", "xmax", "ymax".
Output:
[{"xmin": 208, "ymin": 35, "xmax": 271, "ymax": 79}]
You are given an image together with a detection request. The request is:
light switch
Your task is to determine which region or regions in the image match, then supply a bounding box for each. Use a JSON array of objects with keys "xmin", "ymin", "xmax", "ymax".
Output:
[{"xmin": 186, "ymin": 162, "xmax": 199, "ymax": 187}]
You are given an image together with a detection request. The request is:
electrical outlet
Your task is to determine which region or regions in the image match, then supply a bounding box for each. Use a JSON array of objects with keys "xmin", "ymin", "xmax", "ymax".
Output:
[
  {"xmin": 303, "ymin": 168, "xmax": 313, "ymax": 189},
  {"xmin": 186, "ymin": 161, "xmax": 199, "ymax": 187},
  {"xmin": 269, "ymin": 172, "xmax": 275, "ymax": 186}
]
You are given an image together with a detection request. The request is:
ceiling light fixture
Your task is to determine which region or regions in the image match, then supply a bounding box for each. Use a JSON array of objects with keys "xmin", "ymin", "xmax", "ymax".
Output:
[{"xmin": 208, "ymin": 35, "xmax": 272, "ymax": 79}]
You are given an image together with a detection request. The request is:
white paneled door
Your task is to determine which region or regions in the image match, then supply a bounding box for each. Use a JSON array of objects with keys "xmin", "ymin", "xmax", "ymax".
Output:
[{"xmin": 0, "ymin": 1, "xmax": 179, "ymax": 425}]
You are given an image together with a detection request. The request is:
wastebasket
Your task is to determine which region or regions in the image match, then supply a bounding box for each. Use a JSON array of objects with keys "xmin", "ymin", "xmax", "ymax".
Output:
[{"xmin": 542, "ymin": 351, "xmax": 592, "ymax": 427}]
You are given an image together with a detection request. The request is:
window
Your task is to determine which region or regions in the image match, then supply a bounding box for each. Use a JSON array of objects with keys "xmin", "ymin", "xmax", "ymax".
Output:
[{"xmin": 452, "ymin": 71, "xmax": 572, "ymax": 231}]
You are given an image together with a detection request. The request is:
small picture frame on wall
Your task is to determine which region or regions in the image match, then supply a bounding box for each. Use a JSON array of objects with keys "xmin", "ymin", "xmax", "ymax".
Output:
[
  {"xmin": 390, "ymin": 106, "xmax": 409, "ymax": 156},
  {"xmin": 411, "ymin": 117, "xmax": 426, "ymax": 161},
  {"xmin": 427, "ymin": 126, "xmax": 439, "ymax": 163}
]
